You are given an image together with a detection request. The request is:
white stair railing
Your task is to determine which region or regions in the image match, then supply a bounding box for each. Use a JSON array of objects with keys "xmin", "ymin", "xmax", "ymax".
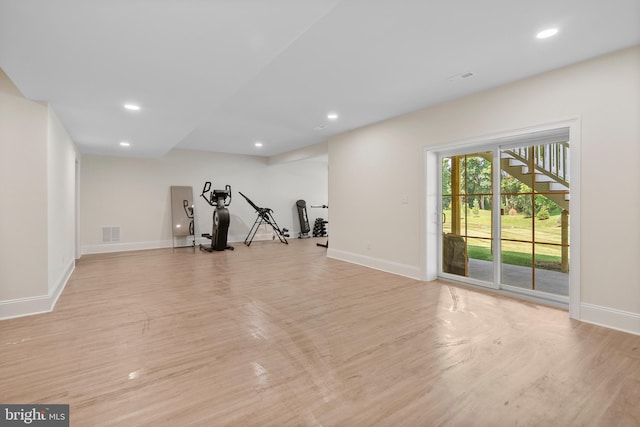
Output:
[{"xmin": 506, "ymin": 142, "xmax": 569, "ymax": 187}]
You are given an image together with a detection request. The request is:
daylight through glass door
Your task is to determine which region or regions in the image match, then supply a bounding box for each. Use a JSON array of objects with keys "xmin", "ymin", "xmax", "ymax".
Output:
[
  {"xmin": 441, "ymin": 152, "xmax": 494, "ymax": 284},
  {"xmin": 499, "ymin": 143, "xmax": 570, "ymax": 296},
  {"xmin": 440, "ymin": 139, "xmax": 570, "ymax": 297}
]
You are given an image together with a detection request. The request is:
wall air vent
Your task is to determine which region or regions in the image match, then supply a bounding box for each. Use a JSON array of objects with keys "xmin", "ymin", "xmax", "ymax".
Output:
[
  {"xmin": 447, "ymin": 72, "xmax": 475, "ymax": 81},
  {"xmin": 102, "ymin": 226, "xmax": 121, "ymax": 243}
]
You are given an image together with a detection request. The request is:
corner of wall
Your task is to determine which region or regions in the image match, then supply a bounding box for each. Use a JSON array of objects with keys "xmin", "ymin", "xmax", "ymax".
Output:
[
  {"xmin": 327, "ymin": 247, "xmax": 422, "ymax": 280},
  {"xmin": 0, "ymin": 67, "xmax": 24, "ymax": 97},
  {"xmin": 268, "ymin": 141, "xmax": 328, "ymax": 165},
  {"xmin": 0, "ymin": 261, "xmax": 74, "ymax": 321}
]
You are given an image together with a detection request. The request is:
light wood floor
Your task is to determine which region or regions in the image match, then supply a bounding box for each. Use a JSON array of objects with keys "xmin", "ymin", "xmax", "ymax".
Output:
[{"xmin": 1, "ymin": 239, "xmax": 639, "ymax": 426}]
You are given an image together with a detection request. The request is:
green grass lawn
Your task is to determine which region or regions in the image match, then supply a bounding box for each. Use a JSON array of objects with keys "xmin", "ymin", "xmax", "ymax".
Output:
[
  {"xmin": 467, "ymin": 245, "xmax": 563, "ymax": 271},
  {"xmin": 443, "ymin": 207, "xmax": 567, "ymax": 271}
]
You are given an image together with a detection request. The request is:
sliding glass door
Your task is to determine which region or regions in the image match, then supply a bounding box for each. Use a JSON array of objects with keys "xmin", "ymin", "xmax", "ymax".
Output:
[{"xmin": 439, "ymin": 132, "xmax": 570, "ymax": 299}]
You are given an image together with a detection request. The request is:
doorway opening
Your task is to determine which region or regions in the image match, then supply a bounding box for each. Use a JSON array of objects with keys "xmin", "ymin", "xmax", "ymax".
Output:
[{"xmin": 425, "ymin": 123, "xmax": 580, "ymax": 312}]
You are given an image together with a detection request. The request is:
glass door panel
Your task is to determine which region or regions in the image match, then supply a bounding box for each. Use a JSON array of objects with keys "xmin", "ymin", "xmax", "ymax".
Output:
[
  {"xmin": 438, "ymin": 132, "xmax": 570, "ymax": 301},
  {"xmin": 500, "ymin": 145, "xmax": 534, "ymax": 290},
  {"xmin": 441, "ymin": 153, "xmax": 493, "ymax": 284},
  {"xmin": 500, "ymin": 142, "xmax": 569, "ymax": 296}
]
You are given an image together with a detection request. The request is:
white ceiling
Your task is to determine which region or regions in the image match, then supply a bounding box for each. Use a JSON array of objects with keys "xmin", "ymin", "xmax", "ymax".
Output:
[{"xmin": 1, "ymin": 0, "xmax": 639, "ymax": 158}]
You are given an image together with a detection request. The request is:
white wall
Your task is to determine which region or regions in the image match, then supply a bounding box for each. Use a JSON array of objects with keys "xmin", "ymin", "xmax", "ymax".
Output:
[
  {"xmin": 47, "ymin": 106, "xmax": 77, "ymax": 294},
  {"xmin": 266, "ymin": 156, "xmax": 329, "ymax": 237},
  {"xmin": 0, "ymin": 69, "xmax": 78, "ymax": 319},
  {"xmin": 328, "ymin": 46, "xmax": 640, "ymax": 333},
  {"xmin": 0, "ymin": 72, "xmax": 49, "ymax": 303},
  {"xmin": 80, "ymin": 148, "xmax": 328, "ymax": 253}
]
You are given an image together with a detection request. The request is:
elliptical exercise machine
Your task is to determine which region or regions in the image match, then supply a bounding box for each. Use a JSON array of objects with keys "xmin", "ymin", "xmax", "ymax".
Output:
[{"xmin": 199, "ymin": 181, "xmax": 234, "ymax": 252}]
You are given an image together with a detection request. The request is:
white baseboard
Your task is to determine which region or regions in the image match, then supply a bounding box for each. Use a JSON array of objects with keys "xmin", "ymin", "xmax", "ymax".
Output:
[
  {"xmin": 327, "ymin": 248, "xmax": 422, "ymax": 280},
  {"xmin": 82, "ymin": 232, "xmax": 282, "ymax": 255},
  {"xmin": 50, "ymin": 261, "xmax": 74, "ymax": 309},
  {"xmin": 0, "ymin": 261, "xmax": 75, "ymax": 321},
  {"xmin": 82, "ymin": 239, "xmax": 174, "ymax": 254},
  {"xmin": 0, "ymin": 294, "xmax": 51, "ymax": 320},
  {"xmin": 580, "ymin": 303, "xmax": 640, "ymax": 336}
]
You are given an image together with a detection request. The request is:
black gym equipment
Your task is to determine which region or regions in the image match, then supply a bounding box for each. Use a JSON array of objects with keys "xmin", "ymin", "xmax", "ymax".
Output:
[
  {"xmin": 199, "ymin": 181, "xmax": 234, "ymax": 252},
  {"xmin": 296, "ymin": 200, "xmax": 311, "ymax": 238},
  {"xmin": 311, "ymin": 204, "xmax": 329, "ymax": 248},
  {"xmin": 239, "ymin": 191, "xmax": 289, "ymax": 246}
]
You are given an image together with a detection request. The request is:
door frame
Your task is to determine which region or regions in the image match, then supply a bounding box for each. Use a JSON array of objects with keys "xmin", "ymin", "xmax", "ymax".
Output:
[{"xmin": 422, "ymin": 119, "xmax": 581, "ymax": 318}]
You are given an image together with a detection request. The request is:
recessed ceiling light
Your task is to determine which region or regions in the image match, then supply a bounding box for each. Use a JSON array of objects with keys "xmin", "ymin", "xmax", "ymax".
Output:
[
  {"xmin": 536, "ymin": 28, "xmax": 558, "ymax": 39},
  {"xmin": 254, "ymin": 142, "xmax": 263, "ymax": 148},
  {"xmin": 327, "ymin": 113, "xmax": 338, "ymax": 120},
  {"xmin": 124, "ymin": 103, "xmax": 140, "ymax": 111},
  {"xmin": 120, "ymin": 141, "xmax": 130, "ymax": 147}
]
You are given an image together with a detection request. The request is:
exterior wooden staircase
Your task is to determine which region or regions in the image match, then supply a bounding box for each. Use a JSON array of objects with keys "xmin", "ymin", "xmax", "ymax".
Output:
[
  {"xmin": 482, "ymin": 142, "xmax": 570, "ymax": 212},
  {"xmin": 446, "ymin": 142, "xmax": 571, "ymax": 276}
]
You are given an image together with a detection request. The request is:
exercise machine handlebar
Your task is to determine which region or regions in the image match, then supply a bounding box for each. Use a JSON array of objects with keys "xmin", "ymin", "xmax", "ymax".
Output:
[
  {"xmin": 200, "ymin": 182, "xmax": 212, "ymax": 204},
  {"xmin": 201, "ymin": 182, "xmax": 232, "ymax": 207}
]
